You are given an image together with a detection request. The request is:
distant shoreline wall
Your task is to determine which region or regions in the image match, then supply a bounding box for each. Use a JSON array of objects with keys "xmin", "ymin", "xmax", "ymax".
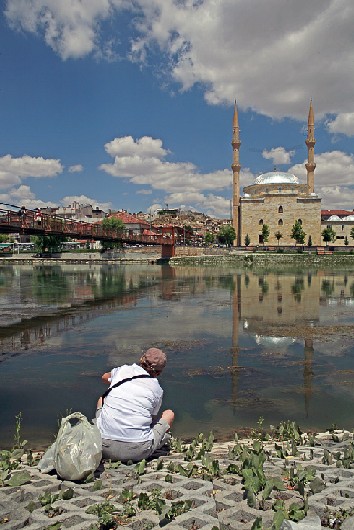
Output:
[{"xmin": 2, "ymin": 248, "xmax": 354, "ymax": 268}]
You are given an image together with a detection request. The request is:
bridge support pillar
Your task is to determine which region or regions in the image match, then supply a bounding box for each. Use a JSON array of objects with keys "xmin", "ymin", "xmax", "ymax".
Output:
[{"xmin": 161, "ymin": 244, "xmax": 175, "ymax": 259}]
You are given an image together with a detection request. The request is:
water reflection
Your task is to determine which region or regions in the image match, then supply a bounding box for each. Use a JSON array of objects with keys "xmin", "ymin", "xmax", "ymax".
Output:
[{"xmin": 1, "ymin": 264, "xmax": 354, "ymax": 447}]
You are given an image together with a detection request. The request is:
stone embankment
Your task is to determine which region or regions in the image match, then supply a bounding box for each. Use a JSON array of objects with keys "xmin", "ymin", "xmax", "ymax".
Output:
[
  {"xmin": 2, "ymin": 429, "xmax": 354, "ymax": 529},
  {"xmin": 2, "ymin": 248, "xmax": 354, "ymax": 268}
]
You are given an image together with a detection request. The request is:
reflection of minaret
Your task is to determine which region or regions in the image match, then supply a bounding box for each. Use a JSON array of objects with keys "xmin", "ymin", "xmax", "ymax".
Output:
[
  {"xmin": 231, "ymin": 101, "xmax": 241, "ymax": 246},
  {"xmin": 305, "ymin": 100, "xmax": 316, "ymax": 194},
  {"xmin": 303, "ymin": 338, "xmax": 314, "ymax": 417},
  {"xmin": 231, "ymin": 274, "xmax": 241, "ymax": 408}
]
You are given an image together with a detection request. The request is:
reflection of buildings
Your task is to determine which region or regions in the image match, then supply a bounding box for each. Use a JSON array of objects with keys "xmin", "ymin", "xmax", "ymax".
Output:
[
  {"xmin": 229, "ymin": 271, "xmax": 354, "ymax": 416},
  {"xmin": 240, "ymin": 272, "xmax": 320, "ymax": 326}
]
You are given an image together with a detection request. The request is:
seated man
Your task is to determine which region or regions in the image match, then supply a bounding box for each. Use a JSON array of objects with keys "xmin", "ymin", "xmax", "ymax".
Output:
[{"xmin": 95, "ymin": 348, "xmax": 174, "ymax": 463}]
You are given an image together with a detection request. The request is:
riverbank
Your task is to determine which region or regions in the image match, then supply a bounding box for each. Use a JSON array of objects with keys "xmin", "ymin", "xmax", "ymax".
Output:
[
  {"xmin": 2, "ymin": 427, "xmax": 354, "ymax": 529},
  {"xmin": 2, "ymin": 247, "xmax": 354, "ymax": 268}
]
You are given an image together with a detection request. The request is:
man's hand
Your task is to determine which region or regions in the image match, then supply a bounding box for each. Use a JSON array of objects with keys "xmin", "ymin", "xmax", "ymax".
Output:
[{"xmin": 102, "ymin": 372, "xmax": 112, "ymax": 384}]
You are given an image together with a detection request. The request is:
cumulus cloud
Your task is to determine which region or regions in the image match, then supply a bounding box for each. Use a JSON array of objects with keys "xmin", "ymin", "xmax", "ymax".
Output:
[
  {"xmin": 326, "ymin": 113, "xmax": 354, "ymax": 137},
  {"xmin": 5, "ymin": 0, "xmax": 354, "ymax": 120},
  {"xmin": 100, "ymin": 135, "xmax": 233, "ymax": 215},
  {"xmin": 5, "ymin": 0, "xmax": 119, "ymax": 60},
  {"xmin": 104, "ymin": 136, "xmax": 168, "ymax": 158},
  {"xmin": 262, "ymin": 147, "xmax": 295, "ymax": 165},
  {"xmin": 68, "ymin": 164, "xmax": 84, "ymax": 173},
  {"xmin": 60, "ymin": 195, "xmax": 112, "ymax": 211},
  {"xmin": 289, "ymin": 150, "xmax": 354, "ymax": 209},
  {"xmin": 137, "ymin": 189, "xmax": 152, "ymax": 195},
  {"xmin": 0, "ymin": 185, "xmax": 57, "ymax": 209},
  {"xmin": 0, "ymin": 154, "xmax": 63, "ymax": 189}
]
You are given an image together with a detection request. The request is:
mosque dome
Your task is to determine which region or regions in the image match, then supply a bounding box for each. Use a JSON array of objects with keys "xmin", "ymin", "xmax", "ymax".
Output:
[{"xmin": 255, "ymin": 171, "xmax": 299, "ymax": 185}]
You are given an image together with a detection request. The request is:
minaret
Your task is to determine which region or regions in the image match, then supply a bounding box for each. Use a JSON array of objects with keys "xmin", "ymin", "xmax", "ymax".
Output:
[
  {"xmin": 305, "ymin": 100, "xmax": 316, "ymax": 194},
  {"xmin": 231, "ymin": 101, "xmax": 241, "ymax": 245}
]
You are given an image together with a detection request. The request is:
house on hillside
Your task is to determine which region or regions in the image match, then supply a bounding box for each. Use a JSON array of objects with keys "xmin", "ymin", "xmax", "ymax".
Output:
[
  {"xmin": 321, "ymin": 210, "xmax": 354, "ymax": 246},
  {"xmin": 108, "ymin": 210, "xmax": 150, "ymax": 235}
]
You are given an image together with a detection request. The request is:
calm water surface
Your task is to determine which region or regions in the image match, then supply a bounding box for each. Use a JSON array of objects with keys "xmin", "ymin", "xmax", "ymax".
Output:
[{"xmin": 1, "ymin": 263, "xmax": 354, "ymax": 447}]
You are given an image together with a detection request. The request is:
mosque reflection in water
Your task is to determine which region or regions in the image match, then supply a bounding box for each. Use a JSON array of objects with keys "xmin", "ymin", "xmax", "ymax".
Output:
[{"xmin": 1, "ymin": 264, "xmax": 354, "ymax": 444}]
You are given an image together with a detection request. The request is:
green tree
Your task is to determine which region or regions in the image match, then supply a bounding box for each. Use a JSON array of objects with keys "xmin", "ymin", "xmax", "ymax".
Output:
[
  {"xmin": 261, "ymin": 224, "xmax": 270, "ymax": 243},
  {"xmin": 218, "ymin": 225, "xmax": 236, "ymax": 247},
  {"xmin": 345, "ymin": 235, "xmax": 349, "ymax": 246},
  {"xmin": 350, "ymin": 227, "xmax": 354, "ymax": 243},
  {"xmin": 204, "ymin": 232, "xmax": 215, "ymax": 246},
  {"xmin": 101, "ymin": 216, "xmax": 125, "ymax": 251},
  {"xmin": 321, "ymin": 226, "xmax": 336, "ymax": 246},
  {"xmin": 274, "ymin": 231, "xmax": 282, "ymax": 246},
  {"xmin": 102, "ymin": 216, "xmax": 125, "ymax": 232},
  {"xmin": 290, "ymin": 220, "xmax": 306, "ymax": 245},
  {"xmin": 244, "ymin": 233, "xmax": 251, "ymax": 247},
  {"xmin": 307, "ymin": 235, "xmax": 312, "ymax": 247},
  {"xmin": 32, "ymin": 235, "xmax": 67, "ymax": 254}
]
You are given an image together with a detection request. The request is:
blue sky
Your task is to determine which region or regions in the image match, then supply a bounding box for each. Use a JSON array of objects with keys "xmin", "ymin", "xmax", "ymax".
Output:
[{"xmin": 0, "ymin": 0, "xmax": 354, "ymax": 218}]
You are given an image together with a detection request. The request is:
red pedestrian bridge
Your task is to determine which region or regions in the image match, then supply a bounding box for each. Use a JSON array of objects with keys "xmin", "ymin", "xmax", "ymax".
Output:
[{"xmin": 0, "ymin": 208, "xmax": 175, "ymax": 259}]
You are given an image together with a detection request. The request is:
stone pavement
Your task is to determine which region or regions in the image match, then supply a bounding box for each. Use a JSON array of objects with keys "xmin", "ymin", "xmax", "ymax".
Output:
[{"xmin": 2, "ymin": 430, "xmax": 354, "ymax": 529}]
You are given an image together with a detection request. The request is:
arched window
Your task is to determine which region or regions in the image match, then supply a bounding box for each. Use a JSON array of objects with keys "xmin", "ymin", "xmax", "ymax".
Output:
[
  {"xmin": 278, "ymin": 205, "xmax": 283, "ymax": 213},
  {"xmin": 278, "ymin": 219, "xmax": 283, "ymax": 226},
  {"xmin": 298, "ymin": 219, "xmax": 302, "ymax": 225},
  {"xmin": 278, "ymin": 187, "xmax": 282, "ymax": 193},
  {"xmin": 259, "ymin": 219, "xmax": 263, "ymax": 225}
]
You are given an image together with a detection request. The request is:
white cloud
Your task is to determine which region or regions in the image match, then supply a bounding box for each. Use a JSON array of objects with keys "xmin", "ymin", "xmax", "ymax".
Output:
[
  {"xmin": 101, "ymin": 135, "xmax": 231, "ymax": 191},
  {"xmin": 0, "ymin": 185, "xmax": 57, "ymax": 209},
  {"xmin": 6, "ymin": 0, "xmax": 354, "ymax": 120},
  {"xmin": 5, "ymin": 0, "xmax": 114, "ymax": 60},
  {"xmin": 166, "ymin": 192, "xmax": 231, "ymax": 218},
  {"xmin": 326, "ymin": 113, "xmax": 354, "ymax": 137},
  {"xmin": 137, "ymin": 189, "xmax": 152, "ymax": 195},
  {"xmin": 100, "ymin": 135, "xmax": 233, "ymax": 216},
  {"xmin": 104, "ymin": 136, "xmax": 168, "ymax": 158},
  {"xmin": 60, "ymin": 195, "xmax": 112, "ymax": 211},
  {"xmin": 68, "ymin": 164, "xmax": 84, "ymax": 173},
  {"xmin": 0, "ymin": 154, "xmax": 63, "ymax": 189},
  {"xmin": 262, "ymin": 147, "xmax": 295, "ymax": 165},
  {"xmin": 289, "ymin": 150, "xmax": 354, "ymax": 209}
]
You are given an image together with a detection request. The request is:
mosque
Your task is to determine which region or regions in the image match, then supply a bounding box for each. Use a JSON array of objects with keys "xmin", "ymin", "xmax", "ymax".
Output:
[{"xmin": 231, "ymin": 101, "xmax": 322, "ymax": 247}]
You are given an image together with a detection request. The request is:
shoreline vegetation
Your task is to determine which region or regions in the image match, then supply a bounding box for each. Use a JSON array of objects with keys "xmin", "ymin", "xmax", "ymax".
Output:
[{"xmin": 2, "ymin": 417, "xmax": 354, "ymax": 529}]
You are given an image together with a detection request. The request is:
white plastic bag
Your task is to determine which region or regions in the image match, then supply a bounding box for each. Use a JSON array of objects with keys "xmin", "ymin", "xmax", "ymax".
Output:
[{"xmin": 38, "ymin": 412, "xmax": 102, "ymax": 481}]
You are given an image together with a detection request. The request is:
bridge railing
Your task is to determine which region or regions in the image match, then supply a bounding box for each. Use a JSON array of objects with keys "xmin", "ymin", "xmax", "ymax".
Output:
[{"xmin": 0, "ymin": 209, "xmax": 174, "ymax": 247}]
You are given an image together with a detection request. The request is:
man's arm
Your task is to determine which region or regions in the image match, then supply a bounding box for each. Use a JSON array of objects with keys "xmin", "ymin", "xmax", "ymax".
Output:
[{"xmin": 101, "ymin": 372, "xmax": 112, "ymax": 384}]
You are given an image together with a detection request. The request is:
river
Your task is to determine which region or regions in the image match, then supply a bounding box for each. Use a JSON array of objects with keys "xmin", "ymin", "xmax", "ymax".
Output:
[{"xmin": 1, "ymin": 262, "xmax": 354, "ymax": 448}]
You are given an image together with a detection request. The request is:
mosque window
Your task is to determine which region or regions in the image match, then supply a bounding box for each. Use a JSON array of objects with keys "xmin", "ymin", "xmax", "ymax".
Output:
[
  {"xmin": 278, "ymin": 206, "xmax": 283, "ymax": 213},
  {"xmin": 342, "ymin": 225, "xmax": 344, "ymax": 231},
  {"xmin": 278, "ymin": 219, "xmax": 283, "ymax": 226},
  {"xmin": 298, "ymin": 219, "xmax": 302, "ymax": 225},
  {"xmin": 278, "ymin": 187, "xmax": 282, "ymax": 193},
  {"xmin": 259, "ymin": 219, "xmax": 263, "ymax": 225},
  {"xmin": 277, "ymin": 307, "xmax": 283, "ymax": 315}
]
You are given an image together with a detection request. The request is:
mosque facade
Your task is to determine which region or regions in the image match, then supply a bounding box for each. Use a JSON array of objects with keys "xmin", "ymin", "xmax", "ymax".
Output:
[{"xmin": 231, "ymin": 102, "xmax": 322, "ymax": 247}]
